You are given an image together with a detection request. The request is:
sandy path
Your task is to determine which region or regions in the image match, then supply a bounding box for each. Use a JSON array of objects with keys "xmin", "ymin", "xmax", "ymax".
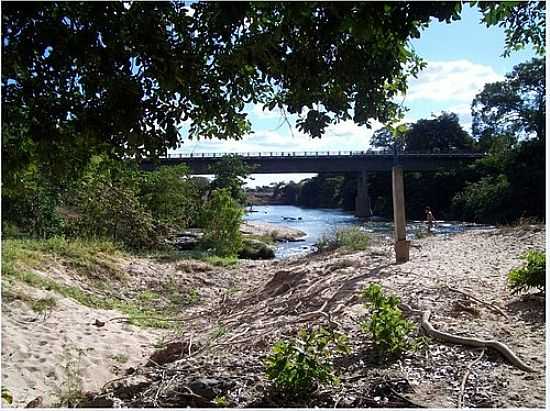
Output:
[{"xmin": 1, "ymin": 283, "xmax": 163, "ymax": 407}]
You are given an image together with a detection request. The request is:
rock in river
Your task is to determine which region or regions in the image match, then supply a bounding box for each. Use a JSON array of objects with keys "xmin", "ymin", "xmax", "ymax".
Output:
[{"xmin": 238, "ymin": 239, "xmax": 275, "ymax": 260}]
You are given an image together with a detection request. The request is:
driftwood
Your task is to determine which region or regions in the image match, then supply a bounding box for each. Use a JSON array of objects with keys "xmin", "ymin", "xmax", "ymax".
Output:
[{"xmin": 399, "ymin": 302, "xmax": 535, "ymax": 373}]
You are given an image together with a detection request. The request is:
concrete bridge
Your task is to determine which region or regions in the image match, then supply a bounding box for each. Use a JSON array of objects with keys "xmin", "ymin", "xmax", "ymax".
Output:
[{"xmin": 140, "ymin": 150, "xmax": 484, "ymax": 217}]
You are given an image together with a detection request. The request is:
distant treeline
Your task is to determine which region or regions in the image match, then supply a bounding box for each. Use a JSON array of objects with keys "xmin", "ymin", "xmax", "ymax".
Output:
[{"xmin": 270, "ymin": 139, "xmax": 544, "ymax": 224}]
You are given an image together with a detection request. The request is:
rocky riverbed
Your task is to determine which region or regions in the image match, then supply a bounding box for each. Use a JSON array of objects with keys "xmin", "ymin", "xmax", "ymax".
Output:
[{"xmin": 1, "ymin": 224, "xmax": 545, "ymax": 407}]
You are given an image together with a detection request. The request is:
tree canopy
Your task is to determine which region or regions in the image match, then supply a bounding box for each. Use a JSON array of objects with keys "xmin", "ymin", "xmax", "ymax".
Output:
[
  {"xmin": 471, "ymin": 57, "xmax": 545, "ymax": 150},
  {"xmin": 371, "ymin": 112, "xmax": 474, "ymax": 153},
  {"xmin": 2, "ymin": 1, "xmax": 545, "ymax": 183}
]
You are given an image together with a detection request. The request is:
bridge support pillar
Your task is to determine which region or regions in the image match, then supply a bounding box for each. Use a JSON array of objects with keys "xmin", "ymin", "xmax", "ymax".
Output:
[
  {"xmin": 392, "ymin": 166, "xmax": 409, "ymax": 263},
  {"xmin": 354, "ymin": 170, "xmax": 372, "ymax": 218}
]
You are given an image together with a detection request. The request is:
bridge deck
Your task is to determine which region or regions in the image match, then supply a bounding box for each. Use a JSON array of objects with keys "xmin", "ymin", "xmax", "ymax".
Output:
[{"xmin": 141, "ymin": 151, "xmax": 485, "ymax": 173}]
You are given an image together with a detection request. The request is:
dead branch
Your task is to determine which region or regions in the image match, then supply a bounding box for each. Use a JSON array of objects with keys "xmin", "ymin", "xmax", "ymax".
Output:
[
  {"xmin": 458, "ymin": 349, "xmax": 485, "ymax": 408},
  {"xmin": 446, "ymin": 286, "xmax": 509, "ymax": 318}
]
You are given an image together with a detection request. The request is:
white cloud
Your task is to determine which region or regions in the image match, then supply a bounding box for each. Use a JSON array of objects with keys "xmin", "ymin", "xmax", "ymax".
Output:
[
  {"xmin": 251, "ymin": 103, "xmax": 285, "ymax": 120},
  {"xmin": 174, "ymin": 118, "xmax": 384, "ymax": 155},
  {"xmin": 407, "ymin": 60, "xmax": 503, "ymax": 103}
]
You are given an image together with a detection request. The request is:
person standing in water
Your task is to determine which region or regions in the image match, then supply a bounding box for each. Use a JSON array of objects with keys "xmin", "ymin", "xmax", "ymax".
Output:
[{"xmin": 425, "ymin": 206, "xmax": 434, "ymax": 233}]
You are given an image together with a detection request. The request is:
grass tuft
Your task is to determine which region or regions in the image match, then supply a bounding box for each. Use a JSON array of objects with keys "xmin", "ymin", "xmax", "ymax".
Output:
[{"xmin": 316, "ymin": 226, "xmax": 370, "ymax": 253}]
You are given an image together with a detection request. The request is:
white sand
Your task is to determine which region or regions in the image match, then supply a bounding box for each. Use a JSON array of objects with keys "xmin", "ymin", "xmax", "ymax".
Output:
[{"xmin": 1, "ymin": 282, "xmax": 163, "ymax": 407}]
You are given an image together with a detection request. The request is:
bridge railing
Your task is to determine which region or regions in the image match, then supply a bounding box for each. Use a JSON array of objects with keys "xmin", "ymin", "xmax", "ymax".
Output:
[{"xmin": 160, "ymin": 150, "xmax": 484, "ymax": 159}]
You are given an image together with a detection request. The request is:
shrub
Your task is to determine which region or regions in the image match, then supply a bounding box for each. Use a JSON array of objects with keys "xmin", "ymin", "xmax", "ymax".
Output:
[
  {"xmin": 508, "ymin": 250, "xmax": 545, "ymax": 294},
  {"xmin": 264, "ymin": 326, "xmax": 350, "ymax": 396},
  {"xmin": 317, "ymin": 226, "xmax": 369, "ymax": 252},
  {"xmin": 361, "ymin": 283, "xmax": 416, "ymax": 357},
  {"xmin": 139, "ymin": 164, "xmax": 203, "ymax": 229},
  {"xmin": 66, "ymin": 157, "xmax": 157, "ymax": 249},
  {"xmin": 2, "ymin": 167, "xmax": 64, "ymax": 238},
  {"xmin": 238, "ymin": 238, "xmax": 275, "ymax": 260},
  {"xmin": 451, "ymin": 174, "xmax": 512, "ymax": 224},
  {"xmin": 199, "ymin": 189, "xmax": 243, "ymax": 257}
]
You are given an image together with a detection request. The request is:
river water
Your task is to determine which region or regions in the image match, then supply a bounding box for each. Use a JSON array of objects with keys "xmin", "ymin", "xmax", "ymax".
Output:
[{"xmin": 244, "ymin": 205, "xmax": 493, "ymax": 258}]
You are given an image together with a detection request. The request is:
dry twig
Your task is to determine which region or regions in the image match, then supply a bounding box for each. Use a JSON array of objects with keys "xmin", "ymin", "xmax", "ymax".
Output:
[{"xmin": 458, "ymin": 349, "xmax": 485, "ymax": 408}]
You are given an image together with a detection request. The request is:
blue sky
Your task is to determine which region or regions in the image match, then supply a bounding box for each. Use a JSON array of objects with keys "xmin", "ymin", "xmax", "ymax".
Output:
[{"xmin": 171, "ymin": 4, "xmax": 537, "ymax": 186}]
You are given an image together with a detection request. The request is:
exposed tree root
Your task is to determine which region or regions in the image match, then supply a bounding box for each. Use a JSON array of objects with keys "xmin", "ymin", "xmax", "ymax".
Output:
[{"xmin": 399, "ymin": 303, "xmax": 536, "ymax": 373}]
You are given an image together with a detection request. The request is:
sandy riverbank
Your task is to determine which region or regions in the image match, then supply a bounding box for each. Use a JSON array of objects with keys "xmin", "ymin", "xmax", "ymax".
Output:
[
  {"xmin": 1, "ymin": 224, "xmax": 545, "ymax": 407},
  {"xmin": 240, "ymin": 220, "xmax": 306, "ymax": 242}
]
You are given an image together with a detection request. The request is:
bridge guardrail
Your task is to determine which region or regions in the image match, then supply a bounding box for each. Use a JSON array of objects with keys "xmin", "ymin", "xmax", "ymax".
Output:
[{"xmin": 160, "ymin": 150, "xmax": 485, "ymax": 159}]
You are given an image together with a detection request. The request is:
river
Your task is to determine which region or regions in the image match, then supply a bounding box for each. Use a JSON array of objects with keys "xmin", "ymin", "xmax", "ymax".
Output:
[{"xmin": 244, "ymin": 205, "xmax": 493, "ymax": 258}]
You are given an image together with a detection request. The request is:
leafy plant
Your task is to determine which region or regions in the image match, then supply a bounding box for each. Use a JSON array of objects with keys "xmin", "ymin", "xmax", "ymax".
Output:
[
  {"xmin": 55, "ymin": 346, "xmax": 85, "ymax": 407},
  {"xmin": 203, "ymin": 255, "xmax": 239, "ymax": 267},
  {"xmin": 508, "ymin": 250, "xmax": 545, "ymax": 294},
  {"xmin": 1, "ymin": 387, "xmax": 13, "ymax": 405},
  {"xmin": 264, "ymin": 326, "xmax": 350, "ymax": 396},
  {"xmin": 66, "ymin": 156, "xmax": 157, "ymax": 249},
  {"xmin": 184, "ymin": 288, "xmax": 200, "ymax": 305},
  {"xmin": 139, "ymin": 164, "xmax": 203, "ymax": 229},
  {"xmin": 199, "ymin": 189, "xmax": 243, "ymax": 257},
  {"xmin": 210, "ymin": 323, "xmax": 227, "ymax": 340},
  {"xmin": 209, "ymin": 156, "xmax": 253, "ymax": 205},
  {"xmin": 112, "ymin": 353, "xmax": 129, "ymax": 364},
  {"xmin": 31, "ymin": 297, "xmax": 57, "ymax": 314},
  {"xmin": 361, "ymin": 283, "xmax": 416, "ymax": 357},
  {"xmin": 212, "ymin": 395, "xmax": 229, "ymax": 407}
]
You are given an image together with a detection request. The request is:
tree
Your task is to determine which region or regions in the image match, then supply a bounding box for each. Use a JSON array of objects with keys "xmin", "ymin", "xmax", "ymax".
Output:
[
  {"xmin": 209, "ymin": 156, "xmax": 253, "ymax": 205},
  {"xmin": 371, "ymin": 112, "xmax": 474, "ymax": 153},
  {"xmin": 371, "ymin": 126, "xmax": 407, "ymax": 152},
  {"xmin": 404, "ymin": 112, "xmax": 474, "ymax": 152},
  {"xmin": 1, "ymin": 1, "xmax": 465, "ymax": 181},
  {"xmin": 282, "ymin": 181, "xmax": 300, "ymax": 205},
  {"xmin": 475, "ymin": 1, "xmax": 545, "ymax": 57},
  {"xmin": 453, "ymin": 58, "xmax": 546, "ymax": 224},
  {"xmin": 471, "ymin": 58, "xmax": 545, "ymax": 148},
  {"xmin": 2, "ymin": 2, "xmax": 543, "ymax": 196}
]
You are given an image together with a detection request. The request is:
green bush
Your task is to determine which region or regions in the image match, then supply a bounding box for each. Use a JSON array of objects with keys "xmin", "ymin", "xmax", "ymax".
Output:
[
  {"xmin": 508, "ymin": 250, "xmax": 545, "ymax": 294},
  {"xmin": 139, "ymin": 164, "xmax": 203, "ymax": 230},
  {"xmin": 317, "ymin": 226, "xmax": 369, "ymax": 252},
  {"xmin": 65, "ymin": 156, "xmax": 157, "ymax": 249},
  {"xmin": 199, "ymin": 188, "xmax": 243, "ymax": 257},
  {"xmin": 361, "ymin": 283, "xmax": 416, "ymax": 357},
  {"xmin": 2, "ymin": 167, "xmax": 64, "ymax": 238},
  {"xmin": 451, "ymin": 174, "xmax": 512, "ymax": 224},
  {"xmin": 264, "ymin": 326, "xmax": 350, "ymax": 396}
]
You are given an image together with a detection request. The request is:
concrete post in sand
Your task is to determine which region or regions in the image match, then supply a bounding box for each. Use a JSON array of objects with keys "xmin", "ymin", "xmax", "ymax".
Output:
[
  {"xmin": 392, "ymin": 166, "xmax": 409, "ymax": 262},
  {"xmin": 354, "ymin": 170, "xmax": 372, "ymax": 218}
]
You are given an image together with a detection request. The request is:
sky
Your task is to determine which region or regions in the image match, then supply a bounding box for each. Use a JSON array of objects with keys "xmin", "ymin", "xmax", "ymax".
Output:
[{"xmin": 169, "ymin": 4, "xmax": 537, "ymax": 187}]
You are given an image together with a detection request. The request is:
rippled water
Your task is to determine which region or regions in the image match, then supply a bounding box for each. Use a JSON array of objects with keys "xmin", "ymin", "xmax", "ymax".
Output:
[{"xmin": 244, "ymin": 205, "xmax": 493, "ymax": 258}]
